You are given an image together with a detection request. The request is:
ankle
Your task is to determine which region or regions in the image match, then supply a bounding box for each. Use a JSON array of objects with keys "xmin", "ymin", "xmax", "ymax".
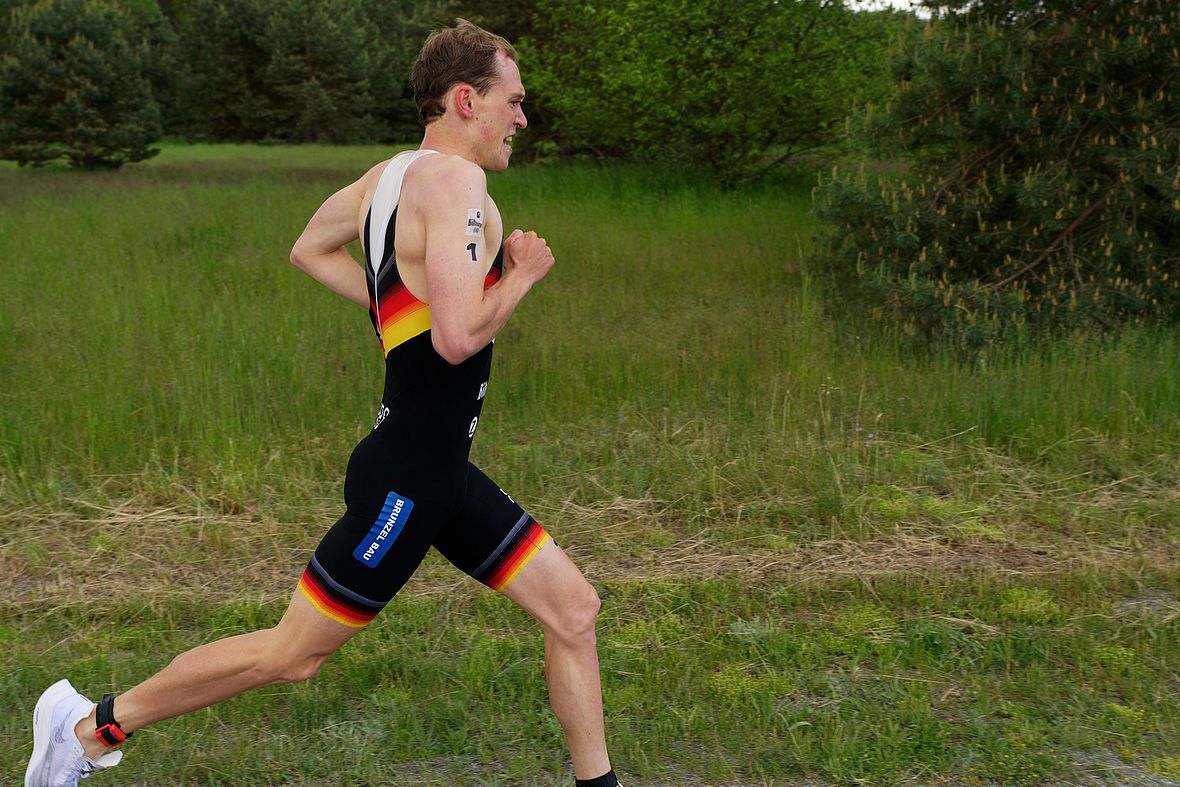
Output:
[{"xmin": 74, "ymin": 711, "xmax": 108, "ymax": 759}]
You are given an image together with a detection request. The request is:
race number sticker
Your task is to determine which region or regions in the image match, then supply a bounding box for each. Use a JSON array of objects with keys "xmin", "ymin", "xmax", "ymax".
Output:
[{"xmin": 466, "ymin": 208, "xmax": 483, "ymax": 237}]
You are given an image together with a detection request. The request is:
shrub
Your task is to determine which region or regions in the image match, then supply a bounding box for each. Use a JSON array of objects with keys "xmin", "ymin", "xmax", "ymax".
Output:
[
  {"xmin": 816, "ymin": 0, "xmax": 1179, "ymax": 347},
  {"xmin": 524, "ymin": 0, "xmax": 906, "ymax": 185}
]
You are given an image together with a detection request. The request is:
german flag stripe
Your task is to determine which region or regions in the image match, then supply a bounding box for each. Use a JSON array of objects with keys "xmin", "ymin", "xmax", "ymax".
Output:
[
  {"xmin": 297, "ymin": 569, "xmax": 379, "ymax": 628},
  {"xmin": 484, "ymin": 520, "xmax": 550, "ymax": 592},
  {"xmin": 372, "ymin": 283, "xmax": 429, "ymax": 354},
  {"xmin": 379, "ymin": 300, "xmax": 426, "ymax": 332},
  {"xmin": 380, "ymin": 307, "xmax": 432, "ymax": 354},
  {"xmin": 377, "ymin": 284, "xmax": 422, "ymax": 328},
  {"xmin": 371, "ymin": 262, "xmax": 501, "ymax": 356}
]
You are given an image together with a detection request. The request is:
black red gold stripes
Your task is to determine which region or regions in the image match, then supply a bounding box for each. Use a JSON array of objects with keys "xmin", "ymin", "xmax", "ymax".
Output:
[
  {"xmin": 372, "ymin": 282, "xmax": 432, "ymax": 356},
  {"xmin": 475, "ymin": 518, "xmax": 550, "ymax": 592},
  {"xmin": 370, "ymin": 262, "xmax": 505, "ymax": 356},
  {"xmin": 298, "ymin": 562, "xmax": 384, "ymax": 628}
]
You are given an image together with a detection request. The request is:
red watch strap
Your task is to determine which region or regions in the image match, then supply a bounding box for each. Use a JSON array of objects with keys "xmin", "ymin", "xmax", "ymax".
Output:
[
  {"xmin": 94, "ymin": 693, "xmax": 131, "ymax": 747},
  {"xmin": 95, "ymin": 722, "xmax": 128, "ymax": 746}
]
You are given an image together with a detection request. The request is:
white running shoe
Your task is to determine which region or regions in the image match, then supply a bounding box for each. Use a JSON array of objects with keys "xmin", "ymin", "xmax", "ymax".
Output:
[{"xmin": 25, "ymin": 679, "xmax": 123, "ymax": 787}]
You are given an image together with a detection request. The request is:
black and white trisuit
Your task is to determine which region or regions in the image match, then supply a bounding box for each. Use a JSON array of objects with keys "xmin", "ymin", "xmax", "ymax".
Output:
[{"xmin": 298, "ymin": 150, "xmax": 549, "ymax": 627}]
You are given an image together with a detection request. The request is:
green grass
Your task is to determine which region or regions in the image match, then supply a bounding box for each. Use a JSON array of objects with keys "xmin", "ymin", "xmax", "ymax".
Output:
[
  {"xmin": 4, "ymin": 573, "xmax": 1178, "ymax": 785},
  {"xmin": 1, "ymin": 144, "xmax": 1178, "ymax": 785}
]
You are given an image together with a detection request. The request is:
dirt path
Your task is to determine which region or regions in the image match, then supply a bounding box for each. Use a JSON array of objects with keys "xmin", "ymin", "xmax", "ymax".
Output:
[{"xmin": 3, "ymin": 497, "xmax": 1175, "ymax": 612}]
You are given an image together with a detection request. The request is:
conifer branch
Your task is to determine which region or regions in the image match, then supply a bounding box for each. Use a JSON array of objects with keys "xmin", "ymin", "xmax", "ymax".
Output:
[{"xmin": 985, "ymin": 191, "xmax": 1112, "ymax": 291}]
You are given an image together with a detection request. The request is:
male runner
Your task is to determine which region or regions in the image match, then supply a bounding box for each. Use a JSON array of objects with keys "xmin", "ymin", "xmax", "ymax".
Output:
[{"xmin": 26, "ymin": 20, "xmax": 620, "ymax": 787}]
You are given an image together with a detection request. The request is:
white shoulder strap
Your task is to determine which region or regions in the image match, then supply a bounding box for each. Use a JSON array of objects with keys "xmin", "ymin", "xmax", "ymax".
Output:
[{"xmin": 367, "ymin": 149, "xmax": 439, "ymax": 278}]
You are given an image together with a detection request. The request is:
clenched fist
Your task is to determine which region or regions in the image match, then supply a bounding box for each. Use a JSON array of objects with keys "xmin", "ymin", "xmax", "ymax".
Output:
[{"xmin": 503, "ymin": 229, "xmax": 555, "ymax": 287}]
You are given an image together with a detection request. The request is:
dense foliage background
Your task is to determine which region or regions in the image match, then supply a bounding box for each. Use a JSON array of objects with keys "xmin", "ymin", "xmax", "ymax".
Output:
[
  {"xmin": 521, "ymin": 0, "xmax": 909, "ymax": 184},
  {"xmin": 0, "ymin": 0, "xmax": 162, "ymax": 168},
  {"xmin": 1, "ymin": 0, "xmax": 1176, "ymax": 340},
  {"xmin": 0, "ymin": 0, "xmax": 908, "ymax": 173},
  {"xmin": 818, "ymin": 0, "xmax": 1179, "ymax": 345}
]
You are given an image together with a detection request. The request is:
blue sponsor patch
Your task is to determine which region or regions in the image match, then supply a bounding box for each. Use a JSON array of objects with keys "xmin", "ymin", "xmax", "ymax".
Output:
[{"xmin": 353, "ymin": 491, "xmax": 414, "ymax": 568}]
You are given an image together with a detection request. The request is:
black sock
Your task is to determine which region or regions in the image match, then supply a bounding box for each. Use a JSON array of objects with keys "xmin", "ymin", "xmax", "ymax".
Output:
[{"xmin": 575, "ymin": 770, "xmax": 618, "ymax": 787}]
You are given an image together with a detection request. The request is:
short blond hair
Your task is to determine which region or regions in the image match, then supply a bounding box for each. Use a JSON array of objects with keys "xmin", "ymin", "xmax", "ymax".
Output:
[{"xmin": 410, "ymin": 19, "xmax": 517, "ymax": 126}]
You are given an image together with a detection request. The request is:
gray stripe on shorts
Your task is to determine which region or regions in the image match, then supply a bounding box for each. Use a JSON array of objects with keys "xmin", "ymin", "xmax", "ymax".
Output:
[
  {"xmin": 471, "ymin": 512, "xmax": 531, "ymax": 579},
  {"xmin": 309, "ymin": 554, "xmax": 386, "ymax": 609}
]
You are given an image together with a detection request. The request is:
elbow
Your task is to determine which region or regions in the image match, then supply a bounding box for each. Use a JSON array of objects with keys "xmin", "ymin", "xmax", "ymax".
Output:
[
  {"xmin": 289, "ymin": 242, "xmax": 308, "ymax": 271},
  {"xmin": 431, "ymin": 330, "xmax": 477, "ymax": 365},
  {"xmin": 289, "ymin": 234, "xmax": 322, "ymax": 272}
]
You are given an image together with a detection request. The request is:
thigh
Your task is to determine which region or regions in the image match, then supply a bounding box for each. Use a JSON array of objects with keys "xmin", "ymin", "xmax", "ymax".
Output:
[
  {"xmin": 301, "ymin": 437, "xmax": 452, "ymax": 628},
  {"xmin": 277, "ymin": 582, "xmax": 367, "ymax": 655},
  {"xmin": 302, "ymin": 504, "xmax": 438, "ymax": 628},
  {"xmin": 432, "ymin": 464, "xmax": 552, "ymax": 592}
]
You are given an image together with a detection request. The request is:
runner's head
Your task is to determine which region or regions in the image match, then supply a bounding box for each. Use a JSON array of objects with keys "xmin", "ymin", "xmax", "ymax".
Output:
[{"xmin": 411, "ymin": 19, "xmax": 518, "ymax": 127}]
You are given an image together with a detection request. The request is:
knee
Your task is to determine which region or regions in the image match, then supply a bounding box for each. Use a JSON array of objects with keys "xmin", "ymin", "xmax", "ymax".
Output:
[
  {"xmin": 254, "ymin": 632, "xmax": 332, "ymax": 685},
  {"xmin": 549, "ymin": 581, "xmax": 601, "ymax": 646},
  {"xmin": 273, "ymin": 653, "xmax": 328, "ymax": 684}
]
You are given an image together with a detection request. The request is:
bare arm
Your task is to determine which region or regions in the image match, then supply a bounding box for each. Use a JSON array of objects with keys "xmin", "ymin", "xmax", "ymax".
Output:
[
  {"xmin": 289, "ymin": 176, "xmax": 371, "ymax": 307},
  {"xmin": 423, "ymin": 162, "xmax": 554, "ymax": 364}
]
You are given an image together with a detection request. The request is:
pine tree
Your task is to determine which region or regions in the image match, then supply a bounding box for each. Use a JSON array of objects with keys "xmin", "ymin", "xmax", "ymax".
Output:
[
  {"xmin": 171, "ymin": 0, "xmax": 272, "ymax": 141},
  {"xmin": 260, "ymin": 0, "xmax": 380, "ymax": 144},
  {"xmin": 817, "ymin": 0, "xmax": 1180, "ymax": 346},
  {"xmin": 359, "ymin": 0, "xmax": 455, "ymax": 142},
  {"xmin": 0, "ymin": 0, "xmax": 163, "ymax": 169},
  {"xmin": 173, "ymin": 0, "xmax": 437, "ymax": 143}
]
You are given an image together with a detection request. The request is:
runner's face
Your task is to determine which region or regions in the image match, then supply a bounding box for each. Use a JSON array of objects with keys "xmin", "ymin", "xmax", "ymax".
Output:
[{"xmin": 474, "ymin": 52, "xmax": 527, "ymax": 171}]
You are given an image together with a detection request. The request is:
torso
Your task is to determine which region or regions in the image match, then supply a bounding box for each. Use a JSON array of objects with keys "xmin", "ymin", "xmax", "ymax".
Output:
[
  {"xmin": 357, "ymin": 149, "xmax": 503, "ymax": 304},
  {"xmin": 354, "ymin": 150, "xmax": 503, "ymax": 506}
]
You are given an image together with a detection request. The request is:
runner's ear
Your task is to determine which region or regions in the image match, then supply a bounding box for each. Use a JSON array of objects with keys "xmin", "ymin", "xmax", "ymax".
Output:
[{"xmin": 452, "ymin": 84, "xmax": 476, "ymax": 119}]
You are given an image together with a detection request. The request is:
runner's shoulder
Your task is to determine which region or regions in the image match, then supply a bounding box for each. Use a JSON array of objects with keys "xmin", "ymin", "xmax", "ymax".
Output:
[
  {"xmin": 355, "ymin": 150, "xmax": 464, "ymax": 192},
  {"xmin": 406, "ymin": 153, "xmax": 487, "ymax": 206}
]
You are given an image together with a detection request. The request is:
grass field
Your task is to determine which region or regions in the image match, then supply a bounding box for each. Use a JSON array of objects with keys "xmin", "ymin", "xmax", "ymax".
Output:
[{"xmin": 1, "ymin": 145, "xmax": 1178, "ymax": 786}]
